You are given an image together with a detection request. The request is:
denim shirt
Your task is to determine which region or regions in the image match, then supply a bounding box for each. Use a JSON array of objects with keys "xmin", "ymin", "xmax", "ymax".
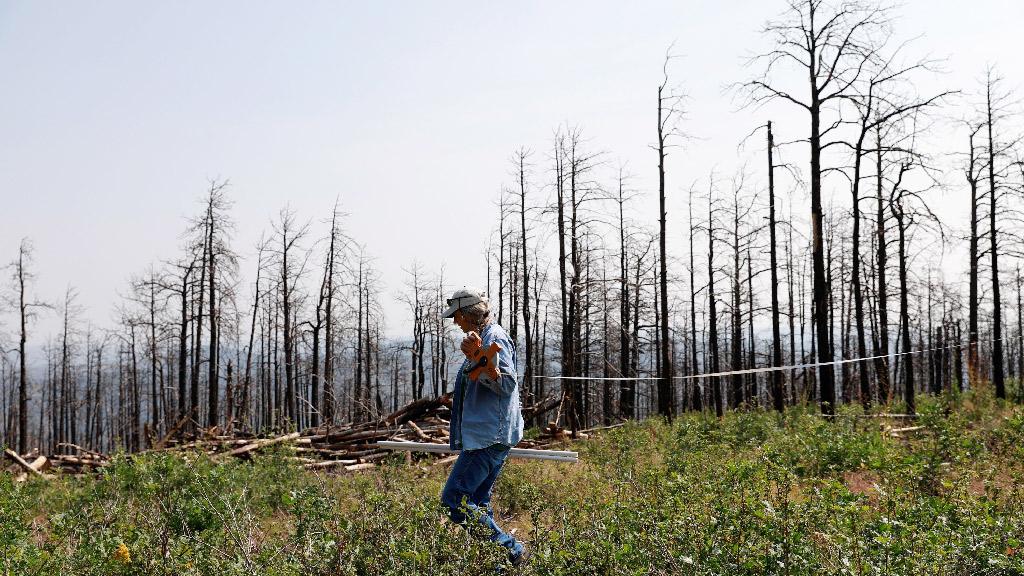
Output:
[{"xmin": 449, "ymin": 322, "xmax": 524, "ymax": 451}]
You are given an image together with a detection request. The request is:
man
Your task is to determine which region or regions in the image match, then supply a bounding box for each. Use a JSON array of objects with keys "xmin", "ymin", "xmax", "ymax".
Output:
[{"xmin": 440, "ymin": 287, "xmax": 528, "ymax": 567}]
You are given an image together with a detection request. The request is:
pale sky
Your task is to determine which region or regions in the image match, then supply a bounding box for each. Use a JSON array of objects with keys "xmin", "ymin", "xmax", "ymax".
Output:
[{"xmin": 1, "ymin": 1, "xmax": 1021, "ymax": 343}]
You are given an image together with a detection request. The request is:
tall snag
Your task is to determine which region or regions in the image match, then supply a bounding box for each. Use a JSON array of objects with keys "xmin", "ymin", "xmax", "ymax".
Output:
[
  {"xmin": 766, "ymin": 122, "xmax": 785, "ymax": 411},
  {"xmin": 655, "ymin": 52, "xmax": 683, "ymax": 419},
  {"xmin": 743, "ymin": 0, "xmax": 891, "ymax": 415}
]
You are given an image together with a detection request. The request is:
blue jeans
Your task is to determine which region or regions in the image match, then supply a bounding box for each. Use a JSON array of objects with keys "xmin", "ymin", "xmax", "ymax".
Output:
[{"xmin": 440, "ymin": 443, "xmax": 524, "ymax": 560}]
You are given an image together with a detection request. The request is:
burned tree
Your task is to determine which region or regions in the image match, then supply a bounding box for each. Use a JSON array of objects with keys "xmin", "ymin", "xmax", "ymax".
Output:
[
  {"xmin": 982, "ymin": 68, "xmax": 1016, "ymax": 399},
  {"xmin": 240, "ymin": 237, "xmax": 269, "ymax": 430},
  {"xmin": 963, "ymin": 122, "xmax": 985, "ymax": 390},
  {"xmin": 655, "ymin": 51, "xmax": 684, "ymax": 418},
  {"xmin": 270, "ymin": 208, "xmax": 311, "ymax": 427},
  {"xmin": 616, "ymin": 166, "xmax": 641, "ymax": 418},
  {"xmin": 686, "ymin": 186, "xmax": 704, "ymax": 411},
  {"xmin": 705, "ymin": 181, "xmax": 725, "ymax": 417},
  {"xmin": 552, "ymin": 126, "xmax": 602, "ymax": 433},
  {"xmin": 512, "ymin": 148, "xmax": 534, "ymax": 402},
  {"xmin": 311, "ymin": 202, "xmax": 347, "ymax": 427},
  {"xmin": 766, "ymin": 122, "xmax": 786, "ymax": 411},
  {"xmin": 7, "ymin": 239, "xmax": 50, "ymax": 453},
  {"xmin": 743, "ymin": 0, "xmax": 892, "ymax": 415},
  {"xmin": 842, "ymin": 53, "xmax": 949, "ymax": 407}
]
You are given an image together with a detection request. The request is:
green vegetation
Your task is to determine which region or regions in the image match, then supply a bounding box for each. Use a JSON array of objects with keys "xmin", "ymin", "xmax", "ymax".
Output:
[{"xmin": 4, "ymin": 392, "xmax": 1024, "ymax": 575}]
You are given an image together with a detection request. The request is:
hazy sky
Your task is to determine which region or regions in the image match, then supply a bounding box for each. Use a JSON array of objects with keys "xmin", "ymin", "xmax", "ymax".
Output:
[{"xmin": 1, "ymin": 1, "xmax": 1021, "ymax": 342}]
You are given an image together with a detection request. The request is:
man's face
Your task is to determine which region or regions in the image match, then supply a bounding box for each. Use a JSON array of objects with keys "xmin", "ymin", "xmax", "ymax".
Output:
[{"xmin": 453, "ymin": 310, "xmax": 473, "ymax": 333}]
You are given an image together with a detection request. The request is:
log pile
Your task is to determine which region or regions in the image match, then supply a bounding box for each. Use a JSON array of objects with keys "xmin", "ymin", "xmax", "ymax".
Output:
[{"xmin": 3, "ymin": 393, "xmax": 567, "ymax": 481}]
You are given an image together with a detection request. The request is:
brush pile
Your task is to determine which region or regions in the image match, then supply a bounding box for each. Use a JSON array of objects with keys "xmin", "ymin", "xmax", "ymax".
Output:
[{"xmin": 4, "ymin": 393, "xmax": 568, "ymax": 481}]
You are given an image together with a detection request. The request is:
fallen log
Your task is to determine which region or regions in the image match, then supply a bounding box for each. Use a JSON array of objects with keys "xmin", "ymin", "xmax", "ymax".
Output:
[
  {"xmin": 384, "ymin": 395, "xmax": 449, "ymax": 425},
  {"xmin": 580, "ymin": 422, "xmax": 627, "ymax": 434},
  {"xmin": 408, "ymin": 421, "xmax": 433, "ymax": 442},
  {"xmin": 4, "ymin": 449, "xmax": 46, "ymax": 479},
  {"xmin": 224, "ymin": 431, "xmax": 301, "ymax": 458},
  {"xmin": 52, "ymin": 455, "xmax": 105, "ymax": 468},
  {"xmin": 28, "ymin": 455, "xmax": 52, "ymax": 472},
  {"xmin": 303, "ymin": 459, "xmax": 358, "ymax": 470},
  {"xmin": 317, "ymin": 428, "xmax": 396, "ymax": 447},
  {"xmin": 522, "ymin": 395, "xmax": 561, "ymax": 420},
  {"xmin": 356, "ymin": 452, "xmax": 392, "ymax": 463},
  {"xmin": 152, "ymin": 413, "xmax": 192, "ymax": 450},
  {"xmin": 345, "ymin": 463, "xmax": 376, "ymax": 472},
  {"xmin": 24, "ymin": 394, "xmax": 594, "ymax": 478},
  {"xmin": 55, "ymin": 443, "xmax": 107, "ymax": 459}
]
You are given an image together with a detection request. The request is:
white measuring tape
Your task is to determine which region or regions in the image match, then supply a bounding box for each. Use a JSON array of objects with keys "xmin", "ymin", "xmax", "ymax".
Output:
[{"xmin": 528, "ymin": 339, "xmax": 986, "ymax": 382}]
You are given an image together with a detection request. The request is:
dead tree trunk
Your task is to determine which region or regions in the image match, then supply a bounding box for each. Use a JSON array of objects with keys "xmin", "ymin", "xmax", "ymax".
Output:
[
  {"xmin": 874, "ymin": 135, "xmax": 891, "ymax": 401},
  {"xmin": 985, "ymin": 71, "xmax": 1006, "ymax": 399},
  {"xmin": 730, "ymin": 194, "xmax": 744, "ymax": 409},
  {"xmin": 273, "ymin": 209, "xmax": 308, "ymax": 428},
  {"xmin": 742, "ymin": 0, "xmax": 890, "ymax": 414},
  {"xmin": 515, "ymin": 149, "xmax": 533, "ymax": 406},
  {"xmin": 767, "ymin": 122, "xmax": 785, "ymax": 411},
  {"xmin": 241, "ymin": 242, "xmax": 265, "ymax": 429},
  {"xmin": 618, "ymin": 170, "xmax": 635, "ymax": 418},
  {"xmin": 655, "ymin": 65, "xmax": 676, "ymax": 419},
  {"xmin": 16, "ymin": 240, "xmax": 34, "ymax": 453},
  {"xmin": 890, "ymin": 164, "xmax": 915, "ymax": 414},
  {"xmin": 708, "ymin": 193, "xmax": 723, "ymax": 417},
  {"xmin": 688, "ymin": 189, "xmax": 703, "ymax": 411},
  {"xmin": 966, "ymin": 125, "xmax": 983, "ymax": 390},
  {"xmin": 206, "ymin": 197, "xmax": 219, "ymax": 428},
  {"xmin": 191, "ymin": 231, "xmax": 207, "ymax": 428}
]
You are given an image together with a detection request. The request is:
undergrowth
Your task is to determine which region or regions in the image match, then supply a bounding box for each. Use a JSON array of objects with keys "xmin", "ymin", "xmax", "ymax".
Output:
[{"xmin": 3, "ymin": 391, "xmax": 1024, "ymax": 575}]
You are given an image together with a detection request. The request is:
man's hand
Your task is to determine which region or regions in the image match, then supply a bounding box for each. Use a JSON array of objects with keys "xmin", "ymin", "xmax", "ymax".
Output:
[{"xmin": 461, "ymin": 331, "xmax": 482, "ymax": 357}]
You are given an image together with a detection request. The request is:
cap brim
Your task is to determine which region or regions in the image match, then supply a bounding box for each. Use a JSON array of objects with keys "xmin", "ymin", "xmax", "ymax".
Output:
[{"xmin": 441, "ymin": 303, "xmax": 460, "ymax": 318}]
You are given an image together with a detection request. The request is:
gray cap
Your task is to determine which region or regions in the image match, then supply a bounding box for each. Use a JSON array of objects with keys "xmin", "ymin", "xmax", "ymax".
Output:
[{"xmin": 441, "ymin": 287, "xmax": 487, "ymax": 318}]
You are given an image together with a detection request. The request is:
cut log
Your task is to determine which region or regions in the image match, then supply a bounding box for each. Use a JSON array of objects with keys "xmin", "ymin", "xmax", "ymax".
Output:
[
  {"xmin": 344, "ymin": 462, "xmax": 376, "ymax": 472},
  {"xmin": 52, "ymin": 455, "xmax": 105, "ymax": 468},
  {"xmin": 21, "ymin": 393, "xmax": 594, "ymax": 478},
  {"xmin": 385, "ymin": 395, "xmax": 447, "ymax": 425},
  {"xmin": 356, "ymin": 452, "xmax": 392, "ymax": 463},
  {"xmin": 580, "ymin": 422, "xmax": 627, "ymax": 434},
  {"xmin": 522, "ymin": 395, "xmax": 561, "ymax": 420},
  {"xmin": 55, "ymin": 443, "xmax": 107, "ymax": 459},
  {"xmin": 27, "ymin": 455, "xmax": 51, "ymax": 472},
  {"xmin": 303, "ymin": 459, "xmax": 358, "ymax": 470},
  {"xmin": 152, "ymin": 413, "xmax": 192, "ymax": 450},
  {"xmin": 224, "ymin": 431, "xmax": 301, "ymax": 458},
  {"xmin": 4, "ymin": 449, "xmax": 45, "ymax": 478},
  {"xmin": 408, "ymin": 421, "xmax": 432, "ymax": 442}
]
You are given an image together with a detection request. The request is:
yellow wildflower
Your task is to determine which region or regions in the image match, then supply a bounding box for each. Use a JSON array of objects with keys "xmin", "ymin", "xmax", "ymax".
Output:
[{"xmin": 113, "ymin": 542, "xmax": 131, "ymax": 564}]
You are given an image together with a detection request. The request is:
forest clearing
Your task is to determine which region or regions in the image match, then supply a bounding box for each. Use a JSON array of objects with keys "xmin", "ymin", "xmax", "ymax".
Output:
[
  {"xmin": 3, "ymin": 392, "xmax": 1024, "ymax": 574},
  {"xmin": 3, "ymin": 0, "xmax": 1024, "ymax": 573}
]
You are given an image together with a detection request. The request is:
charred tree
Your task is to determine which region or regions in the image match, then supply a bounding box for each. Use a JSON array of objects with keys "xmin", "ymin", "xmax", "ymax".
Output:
[
  {"xmin": 655, "ymin": 53, "xmax": 682, "ymax": 419},
  {"xmin": 766, "ymin": 122, "xmax": 785, "ymax": 411},
  {"xmin": 744, "ymin": 0, "xmax": 891, "ymax": 415}
]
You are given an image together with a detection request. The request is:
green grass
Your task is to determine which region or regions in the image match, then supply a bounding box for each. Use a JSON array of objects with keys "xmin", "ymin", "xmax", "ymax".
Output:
[{"xmin": 4, "ymin": 392, "xmax": 1024, "ymax": 575}]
